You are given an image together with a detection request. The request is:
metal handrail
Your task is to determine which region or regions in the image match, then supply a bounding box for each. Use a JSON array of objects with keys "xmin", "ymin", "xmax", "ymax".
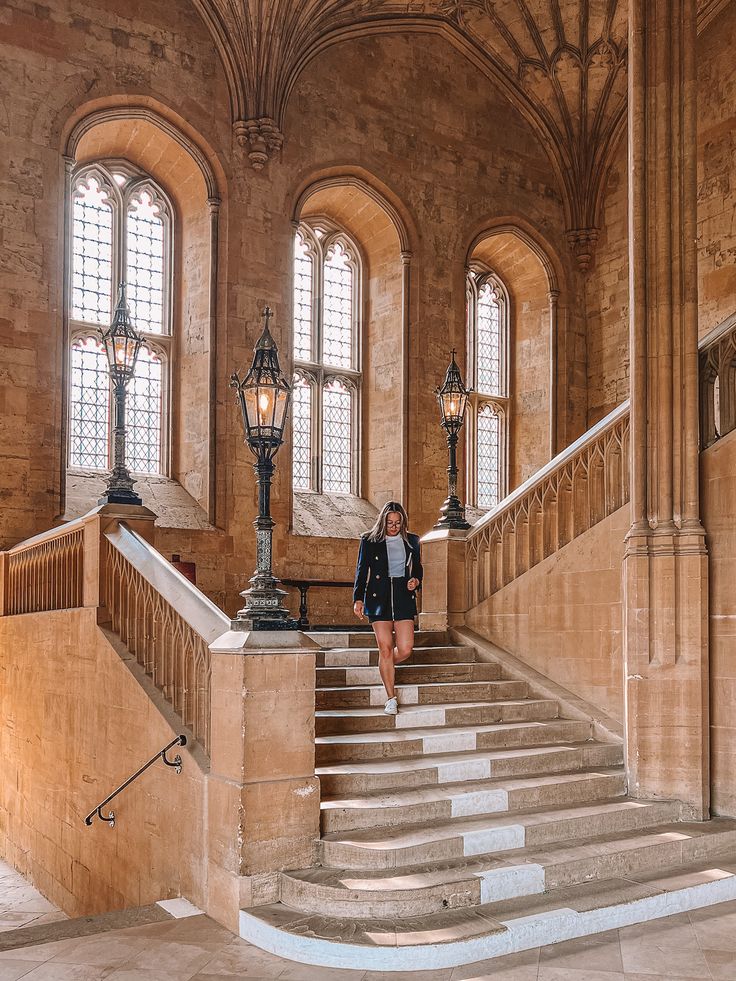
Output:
[{"xmin": 84, "ymin": 735, "xmax": 186, "ymax": 828}]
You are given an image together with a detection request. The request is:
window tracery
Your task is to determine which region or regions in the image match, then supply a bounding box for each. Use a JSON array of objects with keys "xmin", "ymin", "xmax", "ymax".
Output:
[
  {"xmin": 68, "ymin": 162, "xmax": 173, "ymax": 476},
  {"xmin": 467, "ymin": 268, "xmax": 509, "ymax": 509},
  {"xmin": 292, "ymin": 222, "xmax": 361, "ymax": 495}
]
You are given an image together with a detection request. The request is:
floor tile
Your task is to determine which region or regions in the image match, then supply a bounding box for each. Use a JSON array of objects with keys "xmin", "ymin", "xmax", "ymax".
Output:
[
  {"xmin": 703, "ymin": 946, "xmax": 736, "ymax": 980},
  {"xmin": 538, "ymin": 968, "xmax": 626, "ymax": 981},
  {"xmin": 193, "ymin": 939, "xmax": 291, "ymax": 977},
  {"xmin": 539, "ymin": 934, "xmax": 623, "ymax": 973},
  {"xmin": 451, "ymin": 947, "xmax": 539, "ymax": 980},
  {"xmin": 0, "ymin": 962, "xmax": 45, "ymax": 981},
  {"xmin": 47, "ymin": 934, "xmax": 149, "ymax": 967},
  {"xmin": 122, "ymin": 940, "xmax": 222, "ymax": 975},
  {"xmin": 618, "ymin": 911, "xmax": 700, "ymax": 950},
  {"xmin": 619, "ymin": 941, "xmax": 712, "ymax": 978}
]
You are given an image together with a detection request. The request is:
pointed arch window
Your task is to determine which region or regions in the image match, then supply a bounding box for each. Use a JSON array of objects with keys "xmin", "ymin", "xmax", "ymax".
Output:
[
  {"xmin": 68, "ymin": 162, "xmax": 173, "ymax": 475},
  {"xmin": 467, "ymin": 269, "xmax": 509, "ymax": 509},
  {"xmin": 291, "ymin": 223, "xmax": 361, "ymax": 494}
]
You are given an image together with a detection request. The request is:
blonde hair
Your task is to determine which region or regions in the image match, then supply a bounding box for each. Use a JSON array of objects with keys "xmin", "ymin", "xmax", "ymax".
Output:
[{"xmin": 366, "ymin": 501, "xmax": 409, "ymax": 542}]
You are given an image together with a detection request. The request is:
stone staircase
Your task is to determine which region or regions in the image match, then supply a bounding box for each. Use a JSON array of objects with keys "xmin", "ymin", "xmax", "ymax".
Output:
[{"xmin": 239, "ymin": 631, "xmax": 736, "ymax": 972}]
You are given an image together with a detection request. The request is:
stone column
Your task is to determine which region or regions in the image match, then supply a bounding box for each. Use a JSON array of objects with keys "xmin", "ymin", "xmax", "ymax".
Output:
[
  {"xmin": 624, "ymin": 0, "xmax": 709, "ymax": 817},
  {"xmin": 205, "ymin": 628, "xmax": 321, "ymax": 930}
]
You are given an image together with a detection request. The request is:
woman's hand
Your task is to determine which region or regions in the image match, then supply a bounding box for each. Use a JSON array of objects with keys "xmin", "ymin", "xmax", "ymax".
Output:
[
  {"xmin": 353, "ymin": 601, "xmax": 365, "ymax": 620},
  {"xmin": 407, "ymin": 578, "xmax": 419, "ymax": 591}
]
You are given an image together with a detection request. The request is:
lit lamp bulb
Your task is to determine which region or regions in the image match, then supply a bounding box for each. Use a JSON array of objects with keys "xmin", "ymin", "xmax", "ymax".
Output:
[
  {"xmin": 258, "ymin": 390, "xmax": 272, "ymax": 425},
  {"xmin": 449, "ymin": 399, "xmax": 458, "ymax": 415}
]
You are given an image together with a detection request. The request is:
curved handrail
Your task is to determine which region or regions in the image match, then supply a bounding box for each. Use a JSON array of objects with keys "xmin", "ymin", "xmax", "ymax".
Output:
[
  {"xmin": 84, "ymin": 735, "xmax": 186, "ymax": 828},
  {"xmin": 105, "ymin": 523, "xmax": 229, "ymax": 644},
  {"xmin": 468, "ymin": 399, "xmax": 630, "ymax": 541}
]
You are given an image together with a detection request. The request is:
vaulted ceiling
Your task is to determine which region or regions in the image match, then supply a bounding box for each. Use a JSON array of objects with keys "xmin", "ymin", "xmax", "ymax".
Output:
[{"xmin": 190, "ymin": 0, "xmax": 730, "ymax": 270}]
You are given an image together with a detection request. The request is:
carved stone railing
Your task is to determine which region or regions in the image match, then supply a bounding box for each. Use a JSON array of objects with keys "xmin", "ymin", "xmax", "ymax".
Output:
[
  {"xmin": 699, "ymin": 312, "xmax": 736, "ymax": 448},
  {"xmin": 466, "ymin": 401, "xmax": 630, "ymax": 608},
  {"xmin": 104, "ymin": 524, "xmax": 230, "ymax": 753},
  {"xmin": 0, "ymin": 512, "xmax": 100, "ymax": 616}
]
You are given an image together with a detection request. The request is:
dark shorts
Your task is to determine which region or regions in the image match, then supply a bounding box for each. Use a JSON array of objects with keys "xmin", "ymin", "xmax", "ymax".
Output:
[{"xmin": 368, "ymin": 577, "xmax": 417, "ymax": 624}]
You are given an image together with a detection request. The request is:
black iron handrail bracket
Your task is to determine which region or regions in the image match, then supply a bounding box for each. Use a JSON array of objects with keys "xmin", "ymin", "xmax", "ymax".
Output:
[{"xmin": 83, "ymin": 734, "xmax": 187, "ymax": 828}]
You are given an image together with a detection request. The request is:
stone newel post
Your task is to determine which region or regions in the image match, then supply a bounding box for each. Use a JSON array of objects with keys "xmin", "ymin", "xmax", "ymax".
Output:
[
  {"xmin": 205, "ymin": 629, "xmax": 321, "ymax": 929},
  {"xmin": 624, "ymin": 0, "xmax": 709, "ymax": 817}
]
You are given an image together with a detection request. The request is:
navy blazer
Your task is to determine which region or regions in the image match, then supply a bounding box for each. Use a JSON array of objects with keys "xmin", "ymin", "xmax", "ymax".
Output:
[{"xmin": 353, "ymin": 533, "xmax": 423, "ymax": 615}]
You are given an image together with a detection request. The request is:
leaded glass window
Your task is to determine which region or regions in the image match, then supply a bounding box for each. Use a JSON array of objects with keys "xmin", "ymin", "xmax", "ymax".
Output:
[
  {"xmin": 72, "ymin": 176, "xmax": 113, "ymax": 324},
  {"xmin": 467, "ymin": 269, "xmax": 509, "ymax": 509},
  {"xmin": 323, "ymin": 243, "xmax": 353, "ymax": 368},
  {"xmin": 477, "ymin": 283, "xmax": 501, "ymax": 396},
  {"xmin": 126, "ymin": 189, "xmax": 165, "ymax": 334},
  {"xmin": 292, "ymin": 377, "xmax": 312, "ymax": 490},
  {"xmin": 127, "ymin": 346, "xmax": 163, "ymax": 474},
  {"xmin": 68, "ymin": 161, "xmax": 172, "ymax": 475},
  {"xmin": 293, "ymin": 233, "xmax": 313, "ymax": 362},
  {"xmin": 477, "ymin": 403, "xmax": 501, "ymax": 508},
  {"xmin": 69, "ymin": 336, "xmax": 110, "ymax": 469},
  {"xmin": 323, "ymin": 379, "xmax": 352, "ymax": 493},
  {"xmin": 292, "ymin": 222, "xmax": 361, "ymax": 494}
]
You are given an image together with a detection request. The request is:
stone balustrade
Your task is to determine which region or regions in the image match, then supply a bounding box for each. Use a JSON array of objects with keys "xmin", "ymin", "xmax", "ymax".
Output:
[{"xmin": 466, "ymin": 401, "xmax": 630, "ymax": 608}]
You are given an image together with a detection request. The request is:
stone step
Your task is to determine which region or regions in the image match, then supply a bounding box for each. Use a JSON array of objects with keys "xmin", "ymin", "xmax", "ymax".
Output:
[
  {"xmin": 285, "ymin": 818, "xmax": 735, "ymax": 919},
  {"xmin": 317, "ymin": 740, "xmax": 621, "ymax": 795},
  {"xmin": 320, "ymin": 766, "xmax": 626, "ymax": 833},
  {"xmin": 315, "ymin": 679, "xmax": 529, "ymax": 710},
  {"xmin": 240, "ymin": 845, "xmax": 736, "ymax": 972},
  {"xmin": 0, "ymin": 903, "xmax": 173, "ymax": 954},
  {"xmin": 315, "ymin": 698, "xmax": 560, "ymax": 736},
  {"xmin": 318, "ymin": 796, "xmax": 675, "ymax": 869},
  {"xmin": 308, "ymin": 630, "xmax": 450, "ymax": 650},
  {"xmin": 315, "ymin": 718, "xmax": 592, "ymax": 765},
  {"xmin": 316, "ymin": 661, "xmax": 501, "ymax": 689},
  {"xmin": 317, "ymin": 646, "xmax": 477, "ymax": 668}
]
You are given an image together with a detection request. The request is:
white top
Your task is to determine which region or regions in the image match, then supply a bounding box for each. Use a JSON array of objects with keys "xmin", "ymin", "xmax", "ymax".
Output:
[{"xmin": 386, "ymin": 534, "xmax": 407, "ymax": 577}]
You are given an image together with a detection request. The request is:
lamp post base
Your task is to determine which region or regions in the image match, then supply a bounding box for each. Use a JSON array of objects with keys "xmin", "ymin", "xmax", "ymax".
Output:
[
  {"xmin": 98, "ymin": 487, "xmax": 143, "ymax": 507},
  {"xmin": 233, "ymin": 575, "xmax": 299, "ymax": 631},
  {"xmin": 434, "ymin": 494, "xmax": 471, "ymax": 530}
]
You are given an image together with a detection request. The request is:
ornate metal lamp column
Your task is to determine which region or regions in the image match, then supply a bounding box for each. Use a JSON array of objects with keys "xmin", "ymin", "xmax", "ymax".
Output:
[
  {"xmin": 230, "ymin": 307, "xmax": 298, "ymax": 630},
  {"xmin": 98, "ymin": 283, "xmax": 143, "ymax": 507},
  {"xmin": 434, "ymin": 350, "xmax": 471, "ymax": 530}
]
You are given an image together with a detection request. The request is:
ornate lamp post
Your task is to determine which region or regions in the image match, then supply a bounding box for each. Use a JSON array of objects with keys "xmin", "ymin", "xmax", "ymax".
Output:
[
  {"xmin": 434, "ymin": 349, "xmax": 471, "ymax": 530},
  {"xmin": 98, "ymin": 283, "xmax": 143, "ymax": 506},
  {"xmin": 230, "ymin": 307, "xmax": 297, "ymax": 629}
]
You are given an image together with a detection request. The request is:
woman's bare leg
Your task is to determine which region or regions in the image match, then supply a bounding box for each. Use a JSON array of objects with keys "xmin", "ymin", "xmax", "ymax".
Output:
[
  {"xmin": 393, "ymin": 619, "xmax": 415, "ymax": 664},
  {"xmin": 373, "ymin": 620, "xmax": 396, "ymax": 699}
]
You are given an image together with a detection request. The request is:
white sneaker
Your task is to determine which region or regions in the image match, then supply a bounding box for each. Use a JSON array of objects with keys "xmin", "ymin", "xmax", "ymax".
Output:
[{"xmin": 384, "ymin": 696, "xmax": 398, "ymax": 716}]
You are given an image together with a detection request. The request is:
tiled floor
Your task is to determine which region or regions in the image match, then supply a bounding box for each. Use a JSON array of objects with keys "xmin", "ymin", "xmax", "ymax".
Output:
[{"xmin": 2, "ymin": 861, "xmax": 736, "ymax": 979}]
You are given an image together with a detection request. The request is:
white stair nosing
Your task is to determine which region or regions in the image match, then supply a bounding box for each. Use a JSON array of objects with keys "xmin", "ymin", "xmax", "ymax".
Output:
[{"xmin": 239, "ymin": 869, "xmax": 736, "ymax": 972}]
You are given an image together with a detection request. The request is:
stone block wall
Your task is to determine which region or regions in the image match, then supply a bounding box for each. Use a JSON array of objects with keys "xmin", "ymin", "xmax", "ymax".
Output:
[
  {"xmin": 0, "ymin": 0, "xmax": 579, "ymax": 619},
  {"xmin": 466, "ymin": 505, "xmax": 630, "ymax": 722},
  {"xmin": 0, "ymin": 608, "xmax": 207, "ymax": 915}
]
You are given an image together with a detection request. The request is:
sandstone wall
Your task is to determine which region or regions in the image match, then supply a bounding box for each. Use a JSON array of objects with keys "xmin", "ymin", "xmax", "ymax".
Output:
[
  {"xmin": 701, "ymin": 429, "xmax": 736, "ymax": 818},
  {"xmin": 465, "ymin": 505, "xmax": 629, "ymax": 722},
  {"xmin": 0, "ymin": 0, "xmax": 578, "ymax": 622},
  {"xmin": 583, "ymin": 3, "xmax": 736, "ymax": 422},
  {"xmin": 0, "ymin": 608, "xmax": 207, "ymax": 914}
]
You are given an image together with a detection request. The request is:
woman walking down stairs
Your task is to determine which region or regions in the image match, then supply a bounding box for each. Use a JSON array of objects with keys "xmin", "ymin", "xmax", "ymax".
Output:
[{"xmin": 240, "ymin": 629, "xmax": 736, "ymax": 972}]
